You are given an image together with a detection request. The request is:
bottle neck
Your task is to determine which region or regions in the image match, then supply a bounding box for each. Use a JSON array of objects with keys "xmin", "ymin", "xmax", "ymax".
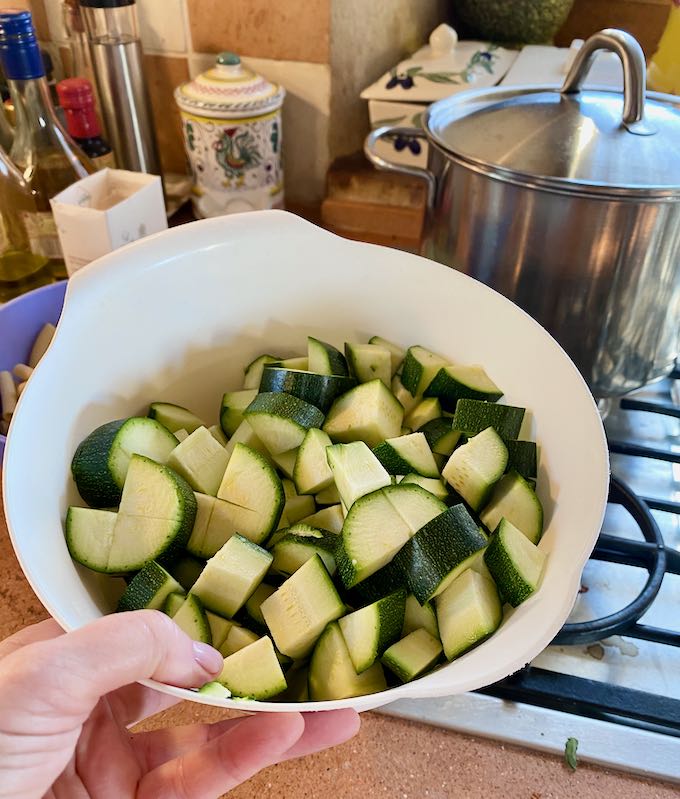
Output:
[
  {"xmin": 9, "ymin": 76, "xmax": 62, "ymax": 133},
  {"xmin": 8, "ymin": 75, "xmax": 92, "ymax": 178}
]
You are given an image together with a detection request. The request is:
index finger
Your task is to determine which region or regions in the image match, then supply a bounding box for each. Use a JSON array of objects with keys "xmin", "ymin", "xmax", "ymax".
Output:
[{"xmin": 0, "ymin": 619, "xmax": 64, "ymax": 660}]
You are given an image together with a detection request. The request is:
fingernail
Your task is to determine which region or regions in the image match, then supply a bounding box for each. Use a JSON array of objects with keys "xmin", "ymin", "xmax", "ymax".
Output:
[{"xmin": 193, "ymin": 641, "xmax": 224, "ymax": 674}]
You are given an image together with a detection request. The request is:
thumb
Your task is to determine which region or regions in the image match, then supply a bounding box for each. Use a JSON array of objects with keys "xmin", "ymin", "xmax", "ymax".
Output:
[{"xmin": 0, "ymin": 610, "xmax": 223, "ymax": 721}]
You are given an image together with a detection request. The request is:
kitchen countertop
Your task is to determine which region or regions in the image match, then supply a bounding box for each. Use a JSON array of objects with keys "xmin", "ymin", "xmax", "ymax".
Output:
[{"xmin": 0, "ymin": 491, "xmax": 677, "ymax": 798}]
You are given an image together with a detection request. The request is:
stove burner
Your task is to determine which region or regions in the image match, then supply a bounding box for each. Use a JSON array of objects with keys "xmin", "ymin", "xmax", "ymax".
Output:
[
  {"xmin": 554, "ymin": 477, "xmax": 667, "ymax": 646},
  {"xmin": 477, "ymin": 375, "xmax": 680, "ymax": 735}
]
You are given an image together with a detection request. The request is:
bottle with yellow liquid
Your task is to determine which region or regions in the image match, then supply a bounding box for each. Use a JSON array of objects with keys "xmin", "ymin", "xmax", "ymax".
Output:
[
  {"xmin": 0, "ymin": 10, "xmax": 95, "ymax": 283},
  {"xmin": 0, "ymin": 144, "xmax": 52, "ymax": 302},
  {"xmin": 648, "ymin": 1, "xmax": 680, "ymax": 94}
]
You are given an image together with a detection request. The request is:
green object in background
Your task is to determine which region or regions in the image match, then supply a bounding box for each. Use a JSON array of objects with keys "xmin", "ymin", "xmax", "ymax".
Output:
[
  {"xmin": 453, "ymin": 0, "xmax": 575, "ymax": 44},
  {"xmin": 564, "ymin": 736, "xmax": 579, "ymax": 770}
]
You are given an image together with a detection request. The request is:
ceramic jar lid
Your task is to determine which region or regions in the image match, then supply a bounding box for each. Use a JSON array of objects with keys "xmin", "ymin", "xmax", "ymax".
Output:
[
  {"xmin": 175, "ymin": 52, "xmax": 285, "ymax": 119},
  {"xmin": 361, "ymin": 24, "xmax": 518, "ymax": 104}
]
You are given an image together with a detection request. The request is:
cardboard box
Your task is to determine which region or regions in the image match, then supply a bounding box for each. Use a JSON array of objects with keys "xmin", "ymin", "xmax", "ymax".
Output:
[{"xmin": 50, "ymin": 169, "xmax": 167, "ymax": 276}]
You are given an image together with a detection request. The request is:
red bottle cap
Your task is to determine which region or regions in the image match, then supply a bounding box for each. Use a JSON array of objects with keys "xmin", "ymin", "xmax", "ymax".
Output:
[{"xmin": 56, "ymin": 77, "xmax": 101, "ymax": 139}]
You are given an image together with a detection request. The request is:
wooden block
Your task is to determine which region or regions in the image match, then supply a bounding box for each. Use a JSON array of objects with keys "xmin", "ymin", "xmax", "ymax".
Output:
[
  {"xmin": 326, "ymin": 152, "xmax": 427, "ymax": 209},
  {"xmin": 321, "ymin": 197, "xmax": 424, "ymax": 241}
]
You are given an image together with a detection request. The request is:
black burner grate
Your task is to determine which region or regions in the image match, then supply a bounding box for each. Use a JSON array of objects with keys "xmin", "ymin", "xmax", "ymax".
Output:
[{"xmin": 477, "ymin": 371, "xmax": 680, "ymax": 737}]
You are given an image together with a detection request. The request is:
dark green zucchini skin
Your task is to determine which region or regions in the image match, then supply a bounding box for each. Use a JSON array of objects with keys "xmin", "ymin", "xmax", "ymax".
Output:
[{"xmin": 259, "ymin": 367, "xmax": 356, "ymax": 413}]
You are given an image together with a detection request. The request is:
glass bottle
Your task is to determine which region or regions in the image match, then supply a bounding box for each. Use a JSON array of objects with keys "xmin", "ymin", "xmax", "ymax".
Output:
[
  {"xmin": 0, "ymin": 100, "xmax": 12, "ymax": 152},
  {"xmin": 62, "ymin": 0, "xmax": 100, "ymax": 105},
  {"xmin": 57, "ymin": 78, "xmax": 114, "ymax": 170},
  {"xmin": 0, "ymin": 10, "xmax": 95, "ymax": 281},
  {"xmin": 0, "ymin": 144, "xmax": 53, "ymax": 301}
]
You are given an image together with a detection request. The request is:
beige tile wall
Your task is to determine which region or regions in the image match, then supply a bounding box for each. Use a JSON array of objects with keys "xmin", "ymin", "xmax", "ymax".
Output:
[
  {"xmin": 23, "ymin": 0, "xmax": 672, "ymax": 204},
  {"xmin": 26, "ymin": 0, "xmax": 448, "ymax": 203}
]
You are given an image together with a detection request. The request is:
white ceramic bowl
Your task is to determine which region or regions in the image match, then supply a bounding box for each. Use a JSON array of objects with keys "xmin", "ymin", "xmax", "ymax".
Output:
[{"xmin": 2, "ymin": 211, "xmax": 609, "ymax": 713}]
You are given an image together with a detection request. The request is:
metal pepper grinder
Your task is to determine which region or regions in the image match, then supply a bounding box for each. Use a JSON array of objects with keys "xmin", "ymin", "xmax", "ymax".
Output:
[{"xmin": 80, "ymin": 0, "xmax": 161, "ymax": 175}]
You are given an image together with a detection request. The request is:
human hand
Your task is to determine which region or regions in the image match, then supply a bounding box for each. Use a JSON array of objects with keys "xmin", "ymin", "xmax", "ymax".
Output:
[{"xmin": 0, "ymin": 610, "xmax": 360, "ymax": 799}]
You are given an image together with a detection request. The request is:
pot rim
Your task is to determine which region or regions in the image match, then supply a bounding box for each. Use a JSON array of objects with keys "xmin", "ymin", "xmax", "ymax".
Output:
[{"xmin": 423, "ymin": 85, "xmax": 680, "ymax": 201}]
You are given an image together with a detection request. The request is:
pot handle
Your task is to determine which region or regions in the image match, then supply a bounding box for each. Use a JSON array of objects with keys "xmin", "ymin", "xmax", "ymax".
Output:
[
  {"xmin": 560, "ymin": 28, "xmax": 655, "ymax": 136},
  {"xmin": 364, "ymin": 127, "xmax": 437, "ymax": 209}
]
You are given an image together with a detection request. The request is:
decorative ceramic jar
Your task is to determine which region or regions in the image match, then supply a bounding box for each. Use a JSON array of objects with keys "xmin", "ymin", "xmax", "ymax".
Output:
[
  {"xmin": 174, "ymin": 52, "xmax": 285, "ymax": 218},
  {"xmin": 361, "ymin": 24, "xmax": 517, "ymax": 169}
]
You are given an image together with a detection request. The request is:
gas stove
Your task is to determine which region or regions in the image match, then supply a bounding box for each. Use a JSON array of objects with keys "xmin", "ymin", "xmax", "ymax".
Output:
[{"xmin": 379, "ymin": 370, "xmax": 680, "ymax": 782}]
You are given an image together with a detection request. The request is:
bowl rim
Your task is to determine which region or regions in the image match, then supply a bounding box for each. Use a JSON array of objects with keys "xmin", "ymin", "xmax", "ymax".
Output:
[{"xmin": 2, "ymin": 210, "xmax": 610, "ymax": 713}]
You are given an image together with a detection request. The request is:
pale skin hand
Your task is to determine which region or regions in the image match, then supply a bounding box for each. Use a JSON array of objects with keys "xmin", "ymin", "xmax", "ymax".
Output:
[{"xmin": 0, "ymin": 610, "xmax": 361, "ymax": 799}]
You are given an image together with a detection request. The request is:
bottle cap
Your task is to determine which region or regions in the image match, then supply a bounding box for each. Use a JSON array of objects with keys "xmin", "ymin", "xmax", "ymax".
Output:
[
  {"xmin": 79, "ymin": 0, "xmax": 135, "ymax": 7},
  {"xmin": 57, "ymin": 78, "xmax": 102, "ymax": 138},
  {"xmin": 0, "ymin": 10, "xmax": 44, "ymax": 81}
]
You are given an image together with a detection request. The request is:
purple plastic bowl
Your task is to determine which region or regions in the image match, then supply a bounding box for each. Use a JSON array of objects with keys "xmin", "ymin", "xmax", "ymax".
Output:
[{"xmin": 0, "ymin": 281, "xmax": 68, "ymax": 463}]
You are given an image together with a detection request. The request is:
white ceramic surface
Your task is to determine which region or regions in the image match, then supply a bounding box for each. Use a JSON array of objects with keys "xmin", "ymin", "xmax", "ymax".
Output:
[{"xmin": 2, "ymin": 211, "xmax": 609, "ymax": 713}]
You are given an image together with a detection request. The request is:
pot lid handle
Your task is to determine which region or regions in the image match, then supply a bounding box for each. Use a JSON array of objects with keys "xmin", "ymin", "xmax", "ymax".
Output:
[{"xmin": 560, "ymin": 28, "xmax": 655, "ymax": 136}]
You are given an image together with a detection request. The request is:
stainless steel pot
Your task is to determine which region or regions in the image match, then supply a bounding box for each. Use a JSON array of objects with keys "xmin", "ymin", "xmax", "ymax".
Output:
[{"xmin": 365, "ymin": 29, "xmax": 680, "ymax": 398}]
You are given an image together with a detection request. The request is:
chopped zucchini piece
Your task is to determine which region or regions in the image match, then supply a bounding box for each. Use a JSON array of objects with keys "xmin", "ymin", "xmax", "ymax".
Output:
[
  {"xmin": 220, "ymin": 624, "xmax": 260, "ymax": 656},
  {"xmin": 167, "ymin": 426, "xmax": 230, "ymax": 496},
  {"xmin": 326, "ymin": 441, "xmax": 391, "ymax": 510},
  {"xmin": 424, "ymin": 365, "xmax": 503, "ymax": 410},
  {"xmin": 436, "ymin": 569, "xmax": 502, "ymax": 661},
  {"xmin": 272, "ymin": 448, "xmax": 299, "ymax": 479},
  {"xmin": 205, "ymin": 610, "xmax": 235, "ymax": 649},
  {"xmin": 271, "ymin": 529, "xmax": 338, "ymax": 576},
  {"xmin": 336, "ymin": 484, "xmax": 446, "ymax": 588},
  {"xmin": 309, "ymin": 622, "xmax": 387, "ymax": 701},
  {"xmin": 344, "ymin": 343, "xmax": 391, "ymax": 387},
  {"xmin": 117, "ymin": 560, "xmax": 185, "ymax": 611},
  {"xmin": 368, "ymin": 335, "xmax": 405, "ymax": 375},
  {"xmin": 300, "ymin": 503, "xmax": 345, "ymax": 534},
  {"xmin": 505, "ymin": 440, "xmax": 538, "ymax": 481},
  {"xmin": 244, "ymin": 582, "xmax": 277, "ymax": 630},
  {"xmin": 480, "ymin": 470, "xmax": 543, "ymax": 543},
  {"xmin": 399, "ymin": 473, "xmax": 449, "ymax": 501},
  {"xmin": 191, "ymin": 533, "xmax": 273, "ymax": 617},
  {"xmin": 315, "ymin": 483, "xmax": 341, "ymax": 505},
  {"xmin": 217, "ymin": 636, "xmax": 287, "ymax": 700},
  {"xmin": 216, "ymin": 443, "xmax": 284, "ymax": 544},
  {"xmin": 259, "ymin": 367, "xmax": 355, "ymax": 413},
  {"xmin": 245, "ymin": 392, "xmax": 325, "ymax": 454},
  {"xmin": 168, "ymin": 555, "xmax": 205, "ymax": 591},
  {"xmin": 293, "ymin": 427, "xmax": 334, "ymax": 494},
  {"xmin": 442, "ymin": 427, "xmax": 508, "ymax": 511},
  {"xmin": 402, "ymin": 594, "xmax": 439, "ymax": 639},
  {"xmin": 404, "ymin": 397, "xmax": 442, "ymax": 432},
  {"xmin": 148, "ymin": 402, "xmax": 204, "ymax": 435},
  {"xmin": 171, "ymin": 593, "xmax": 211, "ymax": 644},
  {"xmin": 243, "ymin": 354, "xmax": 279, "ymax": 390},
  {"xmin": 220, "ymin": 389, "xmax": 258, "ymax": 437},
  {"xmin": 323, "ymin": 379, "xmax": 403, "ymax": 448},
  {"xmin": 391, "ymin": 374, "xmax": 421, "ymax": 414},
  {"xmin": 71, "ymin": 417, "xmax": 179, "ymax": 508},
  {"xmin": 381, "ymin": 628, "xmax": 443, "ymax": 682},
  {"xmin": 484, "ymin": 518, "xmax": 547, "ymax": 606},
  {"xmin": 307, "ymin": 336, "xmax": 349, "ymax": 376},
  {"xmin": 260, "ymin": 555, "xmax": 345, "ymax": 659},
  {"xmin": 419, "ymin": 417, "xmax": 462, "ymax": 456},
  {"xmin": 395, "ymin": 504, "xmax": 488, "ymax": 603},
  {"xmin": 373, "ymin": 432, "xmax": 439, "ymax": 478},
  {"xmin": 338, "ymin": 589, "xmax": 406, "ymax": 672},
  {"xmin": 400, "ymin": 345, "xmax": 448, "ymax": 397},
  {"xmin": 452, "ymin": 399, "xmax": 525, "ymax": 440}
]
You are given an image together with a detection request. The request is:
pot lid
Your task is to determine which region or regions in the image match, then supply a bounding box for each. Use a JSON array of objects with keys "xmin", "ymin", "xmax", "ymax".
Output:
[
  {"xmin": 425, "ymin": 29, "xmax": 680, "ymax": 196},
  {"xmin": 175, "ymin": 52, "xmax": 285, "ymax": 118},
  {"xmin": 361, "ymin": 24, "xmax": 517, "ymax": 104}
]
